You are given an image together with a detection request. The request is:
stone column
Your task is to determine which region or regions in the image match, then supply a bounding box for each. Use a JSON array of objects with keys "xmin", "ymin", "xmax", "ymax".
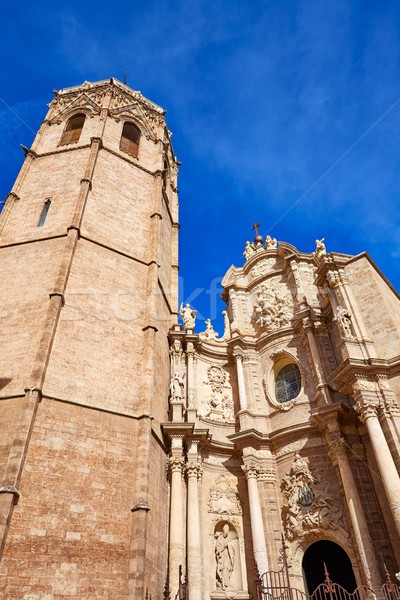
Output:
[
  {"xmin": 234, "ymin": 350, "xmax": 248, "ymax": 410},
  {"xmin": 355, "ymin": 394, "xmax": 400, "ymax": 536},
  {"xmin": 242, "ymin": 463, "xmax": 269, "ymax": 574},
  {"xmin": 301, "ymin": 316, "xmax": 330, "ymax": 405},
  {"xmin": 168, "ymin": 454, "xmax": 185, "ymax": 599},
  {"xmin": 327, "ymin": 437, "xmax": 381, "ymax": 589},
  {"xmin": 186, "ymin": 458, "xmax": 202, "ymax": 600}
]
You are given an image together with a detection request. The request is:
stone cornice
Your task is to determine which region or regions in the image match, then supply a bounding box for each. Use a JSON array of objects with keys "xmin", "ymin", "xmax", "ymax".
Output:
[{"xmin": 328, "ymin": 355, "xmax": 400, "ymax": 393}]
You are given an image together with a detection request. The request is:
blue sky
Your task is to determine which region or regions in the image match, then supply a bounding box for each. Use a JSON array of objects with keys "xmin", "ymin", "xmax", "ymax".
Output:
[{"xmin": 1, "ymin": 1, "xmax": 400, "ymax": 334}]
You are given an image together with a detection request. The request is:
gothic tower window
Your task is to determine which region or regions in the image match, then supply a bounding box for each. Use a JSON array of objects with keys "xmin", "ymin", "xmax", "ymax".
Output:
[
  {"xmin": 37, "ymin": 199, "xmax": 51, "ymax": 227},
  {"xmin": 120, "ymin": 122, "xmax": 140, "ymax": 157},
  {"xmin": 59, "ymin": 114, "xmax": 85, "ymax": 145}
]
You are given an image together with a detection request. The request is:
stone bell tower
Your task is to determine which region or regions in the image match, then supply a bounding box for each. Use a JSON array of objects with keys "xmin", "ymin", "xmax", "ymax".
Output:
[{"xmin": 0, "ymin": 79, "xmax": 179, "ymax": 598}]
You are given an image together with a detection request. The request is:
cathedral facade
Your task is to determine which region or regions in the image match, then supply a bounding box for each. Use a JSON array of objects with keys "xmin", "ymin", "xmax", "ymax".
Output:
[{"xmin": 0, "ymin": 79, "xmax": 400, "ymax": 600}]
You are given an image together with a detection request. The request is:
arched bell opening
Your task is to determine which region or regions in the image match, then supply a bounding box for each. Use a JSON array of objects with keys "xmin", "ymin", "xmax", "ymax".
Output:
[{"xmin": 302, "ymin": 540, "xmax": 357, "ymax": 595}]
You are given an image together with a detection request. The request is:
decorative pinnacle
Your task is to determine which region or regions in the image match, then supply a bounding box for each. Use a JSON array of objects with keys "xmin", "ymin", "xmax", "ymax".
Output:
[{"xmin": 251, "ymin": 222, "xmax": 263, "ymax": 245}]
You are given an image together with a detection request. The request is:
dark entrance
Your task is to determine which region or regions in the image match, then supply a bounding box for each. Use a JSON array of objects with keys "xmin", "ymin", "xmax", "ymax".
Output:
[{"xmin": 302, "ymin": 541, "xmax": 357, "ymax": 594}]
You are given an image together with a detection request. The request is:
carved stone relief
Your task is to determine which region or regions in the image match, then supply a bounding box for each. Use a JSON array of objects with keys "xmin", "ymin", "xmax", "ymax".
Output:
[
  {"xmin": 208, "ymin": 476, "xmax": 242, "ymax": 515},
  {"xmin": 253, "ymin": 283, "xmax": 293, "ymax": 332},
  {"xmin": 281, "ymin": 453, "xmax": 344, "ymax": 541},
  {"xmin": 199, "ymin": 366, "xmax": 235, "ymax": 423},
  {"xmin": 250, "ymin": 258, "xmax": 277, "ymax": 279}
]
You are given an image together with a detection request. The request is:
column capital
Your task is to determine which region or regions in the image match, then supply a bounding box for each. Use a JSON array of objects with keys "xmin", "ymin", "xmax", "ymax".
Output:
[
  {"xmin": 354, "ymin": 397, "xmax": 380, "ymax": 422},
  {"xmin": 232, "ymin": 348, "xmax": 244, "ymax": 361},
  {"xmin": 168, "ymin": 455, "xmax": 184, "ymax": 472},
  {"xmin": 327, "ymin": 436, "xmax": 348, "ymax": 466},
  {"xmin": 186, "ymin": 460, "xmax": 202, "ymax": 481},
  {"xmin": 241, "ymin": 462, "xmax": 259, "ymax": 480}
]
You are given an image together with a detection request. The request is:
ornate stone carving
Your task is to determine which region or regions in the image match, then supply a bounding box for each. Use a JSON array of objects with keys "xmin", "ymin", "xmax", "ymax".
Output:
[
  {"xmin": 199, "ymin": 319, "xmax": 219, "ymax": 341},
  {"xmin": 243, "ymin": 241, "xmax": 256, "ymax": 261},
  {"xmin": 199, "ymin": 366, "xmax": 234, "ymax": 424},
  {"xmin": 315, "ymin": 238, "xmax": 326, "ymax": 260},
  {"xmin": 253, "ymin": 283, "xmax": 293, "ymax": 332},
  {"xmin": 169, "ymin": 371, "xmax": 185, "ymax": 402},
  {"xmin": 208, "ymin": 476, "xmax": 242, "ymax": 515},
  {"xmin": 335, "ymin": 306, "xmax": 354, "ymax": 338},
  {"xmin": 199, "ymin": 311, "xmax": 230, "ymax": 343},
  {"xmin": 265, "ymin": 235, "xmax": 278, "ymax": 249},
  {"xmin": 250, "ymin": 258, "xmax": 276, "ymax": 279},
  {"xmin": 281, "ymin": 453, "xmax": 343, "ymax": 541},
  {"xmin": 180, "ymin": 303, "xmax": 197, "ymax": 330},
  {"xmin": 257, "ymin": 467, "xmax": 276, "ymax": 482},
  {"xmin": 215, "ymin": 524, "xmax": 236, "ymax": 590}
]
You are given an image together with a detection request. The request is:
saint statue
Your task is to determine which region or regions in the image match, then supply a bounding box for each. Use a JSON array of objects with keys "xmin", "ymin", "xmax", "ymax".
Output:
[
  {"xmin": 336, "ymin": 305, "xmax": 353, "ymax": 338},
  {"xmin": 243, "ymin": 241, "xmax": 256, "ymax": 261},
  {"xmin": 315, "ymin": 238, "xmax": 326, "ymax": 260},
  {"xmin": 215, "ymin": 524, "xmax": 235, "ymax": 590},
  {"xmin": 180, "ymin": 303, "xmax": 197, "ymax": 330},
  {"xmin": 169, "ymin": 372, "xmax": 184, "ymax": 402}
]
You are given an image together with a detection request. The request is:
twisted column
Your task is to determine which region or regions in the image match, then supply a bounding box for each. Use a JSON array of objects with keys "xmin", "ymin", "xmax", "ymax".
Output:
[{"xmin": 242, "ymin": 463, "xmax": 269, "ymax": 574}]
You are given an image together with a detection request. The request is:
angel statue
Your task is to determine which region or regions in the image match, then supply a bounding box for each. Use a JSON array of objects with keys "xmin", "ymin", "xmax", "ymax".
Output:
[{"xmin": 180, "ymin": 302, "xmax": 197, "ymax": 330}]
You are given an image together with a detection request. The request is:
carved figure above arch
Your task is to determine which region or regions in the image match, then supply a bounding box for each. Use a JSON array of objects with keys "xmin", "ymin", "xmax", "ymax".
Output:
[
  {"xmin": 281, "ymin": 453, "xmax": 345, "ymax": 542},
  {"xmin": 208, "ymin": 475, "xmax": 242, "ymax": 516}
]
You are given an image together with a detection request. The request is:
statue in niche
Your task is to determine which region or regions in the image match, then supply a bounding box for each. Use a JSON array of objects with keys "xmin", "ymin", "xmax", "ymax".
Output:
[
  {"xmin": 180, "ymin": 302, "xmax": 196, "ymax": 330},
  {"xmin": 215, "ymin": 524, "xmax": 236, "ymax": 590},
  {"xmin": 315, "ymin": 238, "xmax": 326, "ymax": 260},
  {"xmin": 336, "ymin": 305, "xmax": 353, "ymax": 338},
  {"xmin": 169, "ymin": 372, "xmax": 184, "ymax": 402},
  {"xmin": 265, "ymin": 235, "xmax": 278, "ymax": 249},
  {"xmin": 243, "ymin": 240, "xmax": 256, "ymax": 261}
]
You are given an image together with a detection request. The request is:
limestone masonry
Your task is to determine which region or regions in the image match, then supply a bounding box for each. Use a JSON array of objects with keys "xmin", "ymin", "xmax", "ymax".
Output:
[{"xmin": 0, "ymin": 79, "xmax": 400, "ymax": 600}]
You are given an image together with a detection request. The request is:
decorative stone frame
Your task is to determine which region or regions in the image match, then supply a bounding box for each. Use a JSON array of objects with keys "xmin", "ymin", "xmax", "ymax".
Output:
[{"xmin": 263, "ymin": 350, "xmax": 307, "ymax": 412}]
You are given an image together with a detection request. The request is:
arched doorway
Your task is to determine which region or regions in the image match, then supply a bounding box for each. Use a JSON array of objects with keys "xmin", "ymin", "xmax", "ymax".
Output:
[{"xmin": 302, "ymin": 540, "xmax": 357, "ymax": 594}]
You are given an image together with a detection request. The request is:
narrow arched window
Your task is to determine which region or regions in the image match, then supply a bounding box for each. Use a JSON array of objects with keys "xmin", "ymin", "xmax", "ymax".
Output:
[
  {"xmin": 59, "ymin": 114, "xmax": 85, "ymax": 146},
  {"xmin": 37, "ymin": 199, "xmax": 51, "ymax": 227},
  {"xmin": 120, "ymin": 122, "xmax": 140, "ymax": 157}
]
